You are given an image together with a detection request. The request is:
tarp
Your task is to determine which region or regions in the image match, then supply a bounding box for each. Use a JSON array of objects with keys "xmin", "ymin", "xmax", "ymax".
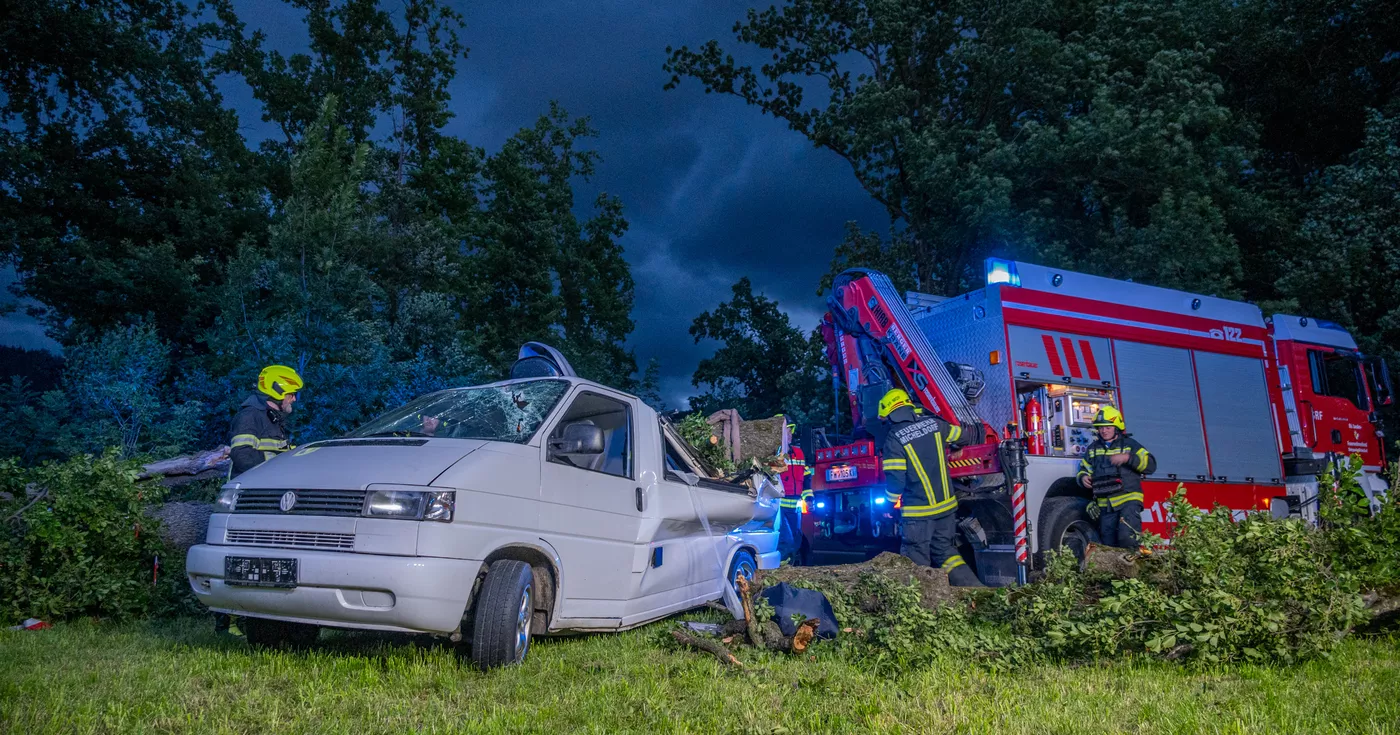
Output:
[{"xmin": 760, "ymin": 582, "xmax": 839, "ymax": 639}]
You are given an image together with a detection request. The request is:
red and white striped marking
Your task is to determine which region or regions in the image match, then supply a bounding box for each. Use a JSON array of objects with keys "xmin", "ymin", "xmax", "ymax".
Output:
[{"xmin": 1012, "ymin": 481, "xmax": 1029, "ymax": 564}]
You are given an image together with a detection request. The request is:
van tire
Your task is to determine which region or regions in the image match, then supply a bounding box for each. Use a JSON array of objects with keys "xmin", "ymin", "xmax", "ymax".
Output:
[
  {"xmin": 728, "ymin": 549, "xmax": 757, "ymax": 594},
  {"xmin": 471, "ymin": 560, "xmax": 535, "ymax": 669},
  {"xmin": 242, "ymin": 617, "xmax": 320, "ymax": 649},
  {"xmin": 1037, "ymin": 496, "xmax": 1097, "ymax": 568}
]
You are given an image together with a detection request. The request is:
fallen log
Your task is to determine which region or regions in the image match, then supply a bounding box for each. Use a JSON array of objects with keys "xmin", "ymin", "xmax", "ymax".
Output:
[
  {"xmin": 139, "ymin": 447, "xmax": 231, "ymax": 481},
  {"xmin": 670, "ymin": 628, "xmax": 744, "ymax": 669}
]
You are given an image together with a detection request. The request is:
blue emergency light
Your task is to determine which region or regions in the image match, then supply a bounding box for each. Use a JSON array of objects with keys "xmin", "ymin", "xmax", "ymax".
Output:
[
  {"xmin": 985, "ymin": 258, "xmax": 1020, "ymax": 286},
  {"xmin": 874, "ymin": 497, "xmax": 886, "ymax": 505},
  {"xmin": 816, "ymin": 502, "xmax": 826, "ymax": 509}
]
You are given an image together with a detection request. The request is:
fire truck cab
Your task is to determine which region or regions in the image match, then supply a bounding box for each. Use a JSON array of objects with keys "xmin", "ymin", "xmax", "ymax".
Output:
[{"xmin": 807, "ymin": 259, "xmax": 1390, "ymax": 582}]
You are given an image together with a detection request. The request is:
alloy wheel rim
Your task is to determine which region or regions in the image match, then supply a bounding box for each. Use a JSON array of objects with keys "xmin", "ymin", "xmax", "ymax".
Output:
[{"xmin": 515, "ymin": 583, "xmax": 532, "ymax": 661}]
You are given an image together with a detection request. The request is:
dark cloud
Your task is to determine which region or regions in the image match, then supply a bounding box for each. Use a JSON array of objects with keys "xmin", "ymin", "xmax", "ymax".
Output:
[{"xmin": 434, "ymin": 1, "xmax": 888, "ymax": 407}]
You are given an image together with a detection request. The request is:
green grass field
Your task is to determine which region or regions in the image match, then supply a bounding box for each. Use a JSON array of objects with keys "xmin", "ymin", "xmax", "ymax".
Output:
[{"xmin": 2, "ymin": 617, "xmax": 1398, "ymax": 734}]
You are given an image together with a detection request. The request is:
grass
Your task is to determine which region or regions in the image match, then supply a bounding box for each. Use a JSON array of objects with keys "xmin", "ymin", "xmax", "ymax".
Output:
[{"xmin": 2, "ymin": 617, "xmax": 1398, "ymax": 734}]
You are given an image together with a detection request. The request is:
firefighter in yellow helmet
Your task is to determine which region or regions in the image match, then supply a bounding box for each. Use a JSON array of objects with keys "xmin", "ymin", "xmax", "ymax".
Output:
[
  {"xmin": 217, "ymin": 365, "xmax": 304, "ymax": 636},
  {"xmin": 1076, "ymin": 406, "xmax": 1155, "ymax": 549},
  {"xmin": 229, "ymin": 365, "xmax": 304, "ymax": 478},
  {"xmin": 878, "ymin": 388, "xmax": 983, "ymax": 586}
]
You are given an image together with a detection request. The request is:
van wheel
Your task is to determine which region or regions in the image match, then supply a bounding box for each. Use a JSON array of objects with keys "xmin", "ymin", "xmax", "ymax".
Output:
[
  {"xmin": 728, "ymin": 549, "xmax": 757, "ymax": 594},
  {"xmin": 1037, "ymin": 496, "xmax": 1097, "ymax": 567},
  {"xmin": 242, "ymin": 617, "xmax": 320, "ymax": 649},
  {"xmin": 471, "ymin": 560, "xmax": 534, "ymax": 669}
]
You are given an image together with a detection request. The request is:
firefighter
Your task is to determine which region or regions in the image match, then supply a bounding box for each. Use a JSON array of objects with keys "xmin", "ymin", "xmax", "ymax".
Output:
[
  {"xmin": 776, "ymin": 415, "xmax": 812, "ymax": 564},
  {"xmin": 878, "ymin": 389, "xmax": 982, "ymax": 586},
  {"xmin": 218, "ymin": 365, "xmax": 303, "ymax": 636},
  {"xmin": 1076, "ymin": 406, "xmax": 1155, "ymax": 549},
  {"xmin": 229, "ymin": 365, "xmax": 304, "ymax": 478}
]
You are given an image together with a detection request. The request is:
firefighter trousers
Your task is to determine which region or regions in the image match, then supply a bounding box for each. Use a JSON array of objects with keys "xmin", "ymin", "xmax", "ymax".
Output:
[
  {"xmin": 1098, "ymin": 498, "xmax": 1144, "ymax": 549},
  {"xmin": 778, "ymin": 507, "xmax": 803, "ymax": 563},
  {"xmin": 901, "ymin": 514, "xmax": 980, "ymax": 586}
]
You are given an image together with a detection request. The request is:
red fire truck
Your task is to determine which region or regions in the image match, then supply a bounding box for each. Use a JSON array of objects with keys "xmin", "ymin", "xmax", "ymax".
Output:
[{"xmin": 804, "ymin": 259, "xmax": 1392, "ymax": 584}]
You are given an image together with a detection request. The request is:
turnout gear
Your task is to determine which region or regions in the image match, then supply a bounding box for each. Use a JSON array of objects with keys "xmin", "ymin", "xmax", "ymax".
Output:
[
  {"xmin": 881, "ymin": 405, "xmax": 981, "ymax": 585},
  {"xmin": 777, "ymin": 444, "xmax": 811, "ymax": 563},
  {"xmin": 229, "ymin": 393, "xmax": 292, "ymax": 477},
  {"xmin": 257, "ymin": 365, "xmax": 304, "ymax": 401},
  {"xmin": 1092, "ymin": 406, "xmax": 1125, "ymax": 431},
  {"xmin": 877, "ymin": 388, "xmax": 914, "ymax": 419},
  {"xmin": 1076, "ymin": 422, "xmax": 1155, "ymax": 549}
]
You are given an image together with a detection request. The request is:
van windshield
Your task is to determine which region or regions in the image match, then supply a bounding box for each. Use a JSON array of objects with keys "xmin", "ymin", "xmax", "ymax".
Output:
[{"xmin": 348, "ymin": 380, "xmax": 569, "ymax": 443}]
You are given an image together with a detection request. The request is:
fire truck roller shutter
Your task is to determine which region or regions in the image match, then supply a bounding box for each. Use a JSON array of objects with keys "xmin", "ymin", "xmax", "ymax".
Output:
[
  {"xmin": 1194, "ymin": 352, "xmax": 1284, "ymax": 483},
  {"xmin": 1007, "ymin": 327, "xmax": 1114, "ymax": 387},
  {"xmin": 1111, "ymin": 342, "xmax": 1211, "ymax": 481}
]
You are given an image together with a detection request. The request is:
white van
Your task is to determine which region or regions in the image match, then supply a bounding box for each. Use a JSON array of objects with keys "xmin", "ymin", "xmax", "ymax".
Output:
[{"xmin": 187, "ymin": 350, "xmax": 780, "ymax": 667}]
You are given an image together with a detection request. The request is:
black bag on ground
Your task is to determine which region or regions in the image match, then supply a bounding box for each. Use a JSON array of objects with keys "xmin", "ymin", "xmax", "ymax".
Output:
[{"xmin": 760, "ymin": 582, "xmax": 840, "ymax": 639}]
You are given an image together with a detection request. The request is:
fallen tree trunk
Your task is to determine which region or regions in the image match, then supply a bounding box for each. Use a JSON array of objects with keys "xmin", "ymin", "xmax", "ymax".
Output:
[{"xmin": 139, "ymin": 447, "xmax": 230, "ymax": 481}]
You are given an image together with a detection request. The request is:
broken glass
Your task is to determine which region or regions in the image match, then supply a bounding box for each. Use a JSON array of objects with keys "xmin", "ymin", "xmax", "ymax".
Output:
[{"xmin": 349, "ymin": 379, "xmax": 570, "ymax": 443}]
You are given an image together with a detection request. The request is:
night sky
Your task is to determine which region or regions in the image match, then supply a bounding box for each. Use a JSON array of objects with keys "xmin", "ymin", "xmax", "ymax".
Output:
[{"xmin": 2, "ymin": 1, "xmax": 890, "ymax": 409}]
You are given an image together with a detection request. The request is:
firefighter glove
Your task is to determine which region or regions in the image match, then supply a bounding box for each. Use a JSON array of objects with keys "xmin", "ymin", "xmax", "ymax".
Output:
[{"xmin": 1085, "ymin": 501, "xmax": 1101, "ymax": 521}]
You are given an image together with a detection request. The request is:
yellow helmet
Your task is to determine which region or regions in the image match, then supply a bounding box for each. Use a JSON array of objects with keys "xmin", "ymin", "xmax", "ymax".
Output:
[
  {"xmin": 878, "ymin": 388, "xmax": 914, "ymax": 418},
  {"xmin": 258, "ymin": 365, "xmax": 304, "ymax": 400},
  {"xmin": 1093, "ymin": 406, "xmax": 1125, "ymax": 431}
]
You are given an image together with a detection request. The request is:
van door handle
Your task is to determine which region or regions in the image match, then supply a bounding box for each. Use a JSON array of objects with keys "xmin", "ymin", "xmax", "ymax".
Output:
[{"xmin": 635, "ymin": 487, "xmax": 644, "ymax": 512}]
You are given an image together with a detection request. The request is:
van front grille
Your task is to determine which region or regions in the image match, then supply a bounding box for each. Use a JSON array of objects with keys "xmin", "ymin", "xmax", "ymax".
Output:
[
  {"xmin": 225, "ymin": 529, "xmax": 355, "ymax": 551},
  {"xmin": 233, "ymin": 488, "xmax": 367, "ymax": 517}
]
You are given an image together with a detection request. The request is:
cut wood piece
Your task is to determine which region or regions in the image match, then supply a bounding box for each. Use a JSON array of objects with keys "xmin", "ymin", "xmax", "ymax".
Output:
[
  {"xmin": 670, "ymin": 629, "xmax": 743, "ymax": 669},
  {"xmin": 791, "ymin": 618, "xmax": 820, "ymax": 654}
]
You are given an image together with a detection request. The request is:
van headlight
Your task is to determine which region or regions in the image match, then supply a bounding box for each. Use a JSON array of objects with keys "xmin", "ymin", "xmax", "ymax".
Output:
[
  {"xmin": 364, "ymin": 490, "xmax": 454, "ymax": 523},
  {"xmin": 215, "ymin": 485, "xmax": 240, "ymax": 511}
]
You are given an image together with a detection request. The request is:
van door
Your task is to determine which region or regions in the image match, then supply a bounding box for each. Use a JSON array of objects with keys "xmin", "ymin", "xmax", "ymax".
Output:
[{"xmin": 538, "ymin": 389, "xmax": 642, "ymax": 624}]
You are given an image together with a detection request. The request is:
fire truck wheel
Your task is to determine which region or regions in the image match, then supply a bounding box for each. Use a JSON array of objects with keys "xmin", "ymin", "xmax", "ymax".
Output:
[
  {"xmin": 242, "ymin": 616, "xmax": 320, "ymax": 649},
  {"xmin": 470, "ymin": 559, "xmax": 535, "ymax": 669},
  {"xmin": 1037, "ymin": 496, "xmax": 1097, "ymax": 567}
]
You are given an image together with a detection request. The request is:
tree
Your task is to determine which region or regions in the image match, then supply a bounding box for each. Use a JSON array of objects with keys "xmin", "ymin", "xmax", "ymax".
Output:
[
  {"xmin": 202, "ymin": 98, "xmax": 486, "ymax": 442},
  {"xmin": 56, "ymin": 323, "xmax": 203, "ymax": 459},
  {"xmin": 0, "ymin": 0, "xmax": 265, "ymax": 349},
  {"xmin": 690, "ymin": 278, "xmax": 828, "ymax": 420},
  {"xmin": 1280, "ymin": 107, "xmax": 1400, "ymax": 371},
  {"xmin": 467, "ymin": 105, "xmax": 637, "ymax": 386},
  {"xmin": 666, "ymin": 0, "xmax": 1257, "ymax": 297}
]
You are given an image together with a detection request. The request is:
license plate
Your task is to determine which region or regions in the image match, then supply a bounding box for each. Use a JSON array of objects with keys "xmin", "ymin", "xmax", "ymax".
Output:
[
  {"xmin": 826, "ymin": 464, "xmax": 857, "ymax": 482},
  {"xmin": 225, "ymin": 556, "xmax": 298, "ymax": 588}
]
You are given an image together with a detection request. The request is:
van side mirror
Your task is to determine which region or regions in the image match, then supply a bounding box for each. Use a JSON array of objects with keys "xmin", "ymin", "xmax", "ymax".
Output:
[
  {"xmin": 677, "ymin": 471, "xmax": 700, "ymax": 487},
  {"xmin": 549, "ymin": 423, "xmax": 604, "ymax": 455}
]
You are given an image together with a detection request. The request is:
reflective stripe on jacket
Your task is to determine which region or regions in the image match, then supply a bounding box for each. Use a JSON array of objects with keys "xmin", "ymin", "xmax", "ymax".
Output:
[
  {"xmin": 229, "ymin": 394, "xmax": 290, "ymax": 478},
  {"xmin": 881, "ymin": 407, "xmax": 973, "ymax": 519},
  {"xmin": 779, "ymin": 447, "xmax": 811, "ymax": 510},
  {"xmin": 1076, "ymin": 433, "xmax": 1155, "ymax": 499}
]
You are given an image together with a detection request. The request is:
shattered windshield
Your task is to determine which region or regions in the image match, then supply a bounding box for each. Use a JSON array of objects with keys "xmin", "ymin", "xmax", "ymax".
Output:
[{"xmin": 348, "ymin": 380, "xmax": 569, "ymax": 443}]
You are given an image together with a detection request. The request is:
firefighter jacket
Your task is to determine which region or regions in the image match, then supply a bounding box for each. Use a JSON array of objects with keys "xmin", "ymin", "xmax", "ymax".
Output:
[
  {"xmin": 880, "ymin": 407, "xmax": 976, "ymax": 519},
  {"xmin": 229, "ymin": 394, "xmax": 291, "ymax": 477},
  {"xmin": 779, "ymin": 446, "xmax": 813, "ymax": 510},
  {"xmin": 1076, "ymin": 433, "xmax": 1155, "ymax": 505}
]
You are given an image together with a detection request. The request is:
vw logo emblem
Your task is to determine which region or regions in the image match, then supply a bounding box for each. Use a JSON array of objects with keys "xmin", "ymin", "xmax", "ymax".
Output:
[{"xmin": 279, "ymin": 491, "xmax": 297, "ymax": 512}]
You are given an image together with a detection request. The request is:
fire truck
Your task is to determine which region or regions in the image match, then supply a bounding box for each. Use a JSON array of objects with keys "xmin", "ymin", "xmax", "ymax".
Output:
[{"xmin": 803, "ymin": 259, "xmax": 1393, "ymax": 584}]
